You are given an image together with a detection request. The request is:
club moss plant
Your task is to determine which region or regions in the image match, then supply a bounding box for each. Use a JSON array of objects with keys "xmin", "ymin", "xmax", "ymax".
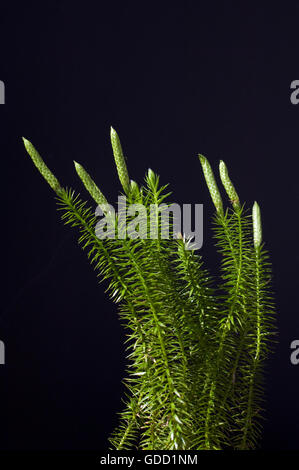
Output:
[{"xmin": 23, "ymin": 127, "xmax": 276, "ymax": 450}]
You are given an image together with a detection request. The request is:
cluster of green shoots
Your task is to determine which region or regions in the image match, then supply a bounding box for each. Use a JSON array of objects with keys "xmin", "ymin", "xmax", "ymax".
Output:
[{"xmin": 23, "ymin": 127, "xmax": 276, "ymax": 450}]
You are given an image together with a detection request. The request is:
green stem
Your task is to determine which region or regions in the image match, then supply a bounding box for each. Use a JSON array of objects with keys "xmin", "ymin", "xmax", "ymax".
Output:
[
  {"xmin": 123, "ymin": 242, "xmax": 180, "ymax": 449},
  {"xmin": 240, "ymin": 247, "xmax": 261, "ymax": 449},
  {"xmin": 203, "ymin": 210, "xmax": 244, "ymax": 449}
]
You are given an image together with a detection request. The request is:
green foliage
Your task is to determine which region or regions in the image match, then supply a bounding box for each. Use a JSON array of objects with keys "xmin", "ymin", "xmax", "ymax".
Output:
[{"xmin": 23, "ymin": 128, "xmax": 276, "ymax": 450}]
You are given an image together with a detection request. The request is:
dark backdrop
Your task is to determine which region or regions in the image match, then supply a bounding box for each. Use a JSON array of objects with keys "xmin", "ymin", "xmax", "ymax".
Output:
[{"xmin": 0, "ymin": 1, "xmax": 298, "ymax": 450}]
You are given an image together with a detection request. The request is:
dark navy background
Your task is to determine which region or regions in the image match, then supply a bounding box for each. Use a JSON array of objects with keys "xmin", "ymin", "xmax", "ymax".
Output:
[{"xmin": 0, "ymin": 2, "xmax": 298, "ymax": 450}]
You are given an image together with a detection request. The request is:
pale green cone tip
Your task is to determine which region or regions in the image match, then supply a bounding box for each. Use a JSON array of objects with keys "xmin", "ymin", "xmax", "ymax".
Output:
[
  {"xmin": 252, "ymin": 201, "xmax": 262, "ymax": 248},
  {"xmin": 130, "ymin": 179, "xmax": 139, "ymax": 196},
  {"xmin": 219, "ymin": 160, "xmax": 240, "ymax": 209},
  {"xmin": 73, "ymin": 160, "xmax": 108, "ymax": 206},
  {"xmin": 22, "ymin": 137, "xmax": 63, "ymax": 195},
  {"xmin": 147, "ymin": 168, "xmax": 157, "ymax": 188},
  {"xmin": 147, "ymin": 168, "xmax": 155, "ymax": 180},
  {"xmin": 198, "ymin": 154, "xmax": 223, "ymax": 214},
  {"xmin": 110, "ymin": 126, "xmax": 130, "ymax": 195}
]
